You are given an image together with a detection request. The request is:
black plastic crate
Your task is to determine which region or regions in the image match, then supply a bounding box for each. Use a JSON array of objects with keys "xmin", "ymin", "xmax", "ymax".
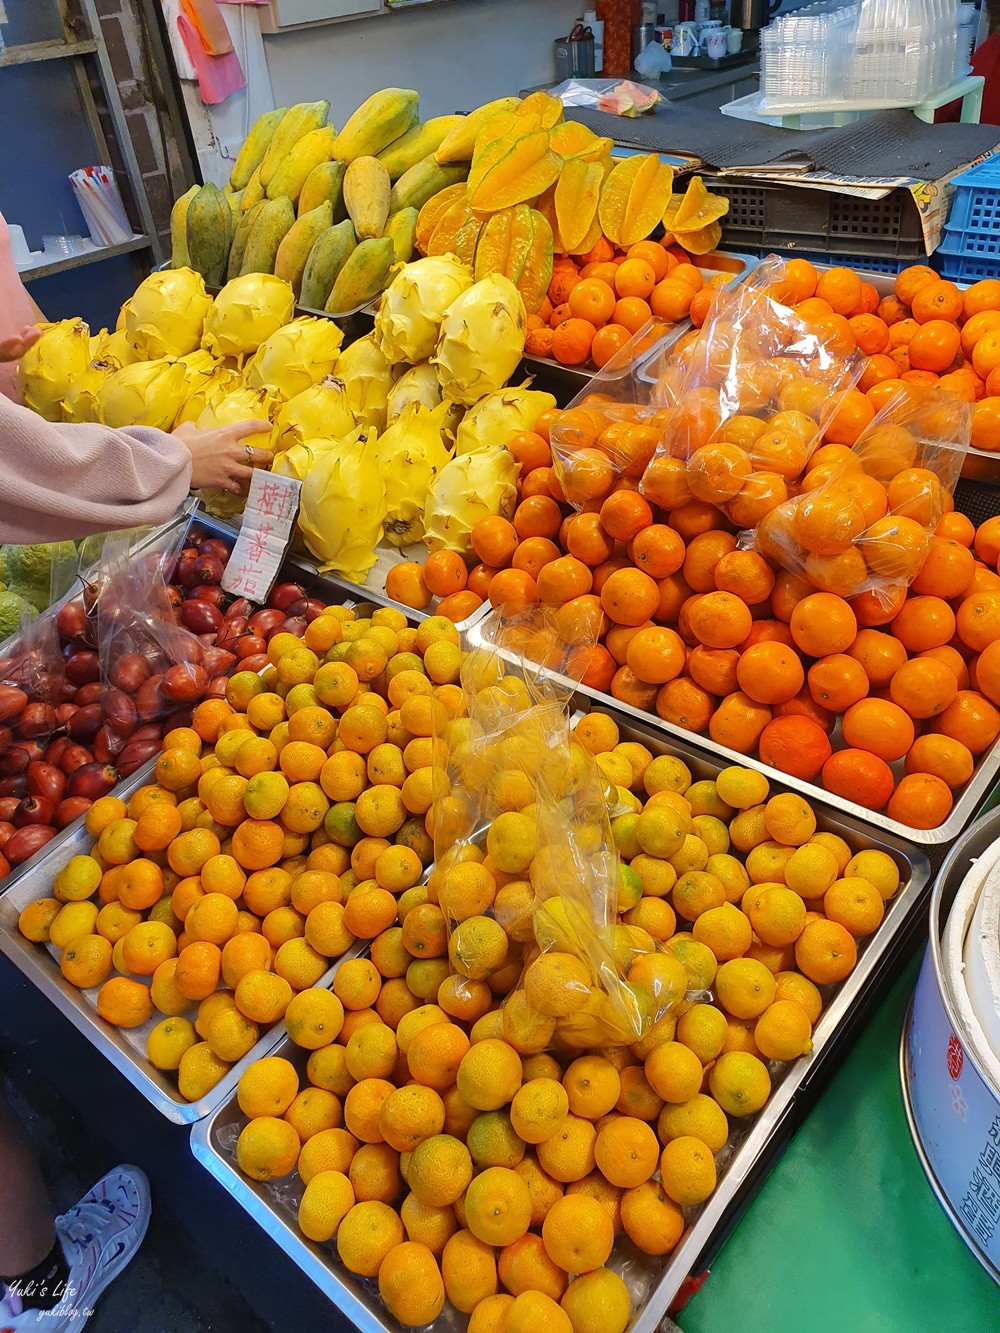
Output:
[{"xmin": 714, "ymin": 179, "xmax": 926, "ymax": 260}]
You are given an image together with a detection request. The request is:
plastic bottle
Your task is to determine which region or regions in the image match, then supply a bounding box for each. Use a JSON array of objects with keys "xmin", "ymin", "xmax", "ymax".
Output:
[{"xmin": 584, "ymin": 9, "xmax": 605, "ymax": 70}]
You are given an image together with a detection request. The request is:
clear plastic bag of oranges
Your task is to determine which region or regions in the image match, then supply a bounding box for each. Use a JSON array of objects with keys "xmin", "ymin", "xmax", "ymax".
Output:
[
  {"xmin": 637, "ymin": 255, "xmax": 865, "ymax": 526},
  {"xmin": 429, "ymin": 604, "xmax": 688, "ymax": 1053},
  {"xmin": 749, "ymin": 381, "xmax": 972, "ymax": 604}
]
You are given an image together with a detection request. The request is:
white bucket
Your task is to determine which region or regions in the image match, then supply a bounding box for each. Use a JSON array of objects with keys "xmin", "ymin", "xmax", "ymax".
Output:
[{"xmin": 902, "ymin": 807, "xmax": 1000, "ymax": 1284}]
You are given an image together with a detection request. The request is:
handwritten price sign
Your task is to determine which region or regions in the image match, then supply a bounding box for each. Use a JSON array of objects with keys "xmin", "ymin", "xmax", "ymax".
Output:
[{"xmin": 221, "ymin": 471, "xmax": 302, "ymax": 602}]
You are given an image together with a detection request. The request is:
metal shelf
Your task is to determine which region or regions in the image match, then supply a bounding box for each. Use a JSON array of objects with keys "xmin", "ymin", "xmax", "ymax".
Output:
[
  {"xmin": 0, "ymin": 39, "xmax": 98, "ymax": 68},
  {"xmin": 19, "ymin": 235, "xmax": 152, "ymax": 284}
]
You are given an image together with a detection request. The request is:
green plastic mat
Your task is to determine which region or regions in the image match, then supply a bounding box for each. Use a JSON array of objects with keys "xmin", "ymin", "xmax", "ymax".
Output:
[{"xmin": 679, "ymin": 955, "xmax": 1000, "ymax": 1333}]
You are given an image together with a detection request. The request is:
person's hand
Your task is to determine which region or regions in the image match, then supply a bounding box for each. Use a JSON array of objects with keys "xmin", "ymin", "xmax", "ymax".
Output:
[
  {"xmin": 0, "ymin": 325, "xmax": 41, "ymax": 363},
  {"xmin": 172, "ymin": 419, "xmax": 274, "ymax": 494}
]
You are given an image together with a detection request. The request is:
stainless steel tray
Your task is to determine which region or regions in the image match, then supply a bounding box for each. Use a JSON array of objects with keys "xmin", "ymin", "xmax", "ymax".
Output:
[
  {"xmin": 0, "ymin": 757, "xmax": 366, "ymax": 1124},
  {"xmin": 523, "ymin": 250, "xmax": 759, "ymax": 403},
  {"xmin": 191, "ymin": 713, "xmax": 930, "ymax": 1328}
]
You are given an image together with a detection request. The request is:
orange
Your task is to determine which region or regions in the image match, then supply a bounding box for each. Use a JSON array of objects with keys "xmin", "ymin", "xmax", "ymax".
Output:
[
  {"xmin": 895, "ymin": 264, "xmax": 938, "ymax": 306},
  {"xmin": 615, "ymin": 258, "xmax": 657, "ymax": 300},
  {"xmin": 789, "ymin": 592, "xmax": 857, "ymax": 657},
  {"xmin": 97, "ymin": 976, "xmax": 154, "ymax": 1028},
  {"xmin": 613, "ymin": 296, "xmax": 652, "ymax": 335},
  {"xmin": 935, "ymin": 689, "xmax": 1000, "ymax": 754},
  {"xmin": 619, "ymin": 1180, "xmax": 684, "ymax": 1256},
  {"xmin": 794, "ymin": 918, "xmax": 858, "ymax": 983},
  {"xmin": 887, "ymin": 772, "xmax": 954, "ymax": 828},
  {"xmin": 911, "ymin": 279, "xmax": 962, "ymax": 324},
  {"xmin": 815, "ymin": 266, "xmax": 862, "ymax": 316},
  {"xmin": 541, "ymin": 1194, "xmax": 614, "ymax": 1274}
]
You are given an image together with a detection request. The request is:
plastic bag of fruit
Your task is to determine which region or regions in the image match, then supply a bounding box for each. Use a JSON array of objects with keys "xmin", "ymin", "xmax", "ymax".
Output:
[
  {"xmin": 748, "ymin": 381, "xmax": 971, "ymax": 606},
  {"xmin": 95, "ymin": 504, "xmax": 222, "ymax": 771},
  {"xmin": 430, "ymin": 604, "xmax": 687, "ymax": 1052}
]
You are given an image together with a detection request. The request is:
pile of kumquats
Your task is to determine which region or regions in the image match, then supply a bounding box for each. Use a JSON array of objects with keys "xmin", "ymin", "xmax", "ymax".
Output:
[{"xmin": 388, "ymin": 262, "xmax": 1000, "ymax": 831}]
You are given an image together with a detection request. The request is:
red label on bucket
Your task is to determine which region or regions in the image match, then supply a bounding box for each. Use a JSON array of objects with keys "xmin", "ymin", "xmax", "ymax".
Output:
[{"xmin": 947, "ymin": 1033, "xmax": 964, "ymax": 1080}]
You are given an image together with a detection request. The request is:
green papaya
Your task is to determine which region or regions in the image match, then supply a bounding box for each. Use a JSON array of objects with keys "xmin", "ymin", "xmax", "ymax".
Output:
[
  {"xmin": 383, "ymin": 207, "xmax": 419, "ymax": 265},
  {"xmin": 331, "ymin": 89, "xmax": 419, "ymax": 163},
  {"xmin": 186, "ymin": 182, "xmax": 232, "ymax": 286},
  {"xmin": 259, "ymin": 101, "xmax": 331, "ymax": 188},
  {"xmin": 389, "ymin": 158, "xmax": 468, "ymax": 215},
  {"xmin": 298, "ymin": 161, "xmax": 346, "ymax": 220},
  {"xmin": 274, "ymin": 202, "xmax": 334, "ymax": 298},
  {"xmin": 240, "ymin": 196, "xmax": 295, "ymax": 276},
  {"xmin": 229, "ymin": 107, "xmax": 287, "ymax": 190},
  {"xmin": 299, "ymin": 221, "xmax": 357, "ymax": 310},
  {"xmin": 325, "ymin": 237, "xmax": 393, "ymax": 315},
  {"xmin": 376, "ymin": 115, "xmax": 465, "ymax": 180},
  {"xmin": 228, "ymin": 200, "xmax": 265, "ymax": 280},
  {"xmin": 170, "ymin": 184, "xmax": 199, "ymax": 268}
]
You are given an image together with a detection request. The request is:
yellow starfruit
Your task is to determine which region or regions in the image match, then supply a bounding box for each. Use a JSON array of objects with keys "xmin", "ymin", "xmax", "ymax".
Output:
[{"xmin": 599, "ymin": 153, "xmax": 675, "ymax": 248}]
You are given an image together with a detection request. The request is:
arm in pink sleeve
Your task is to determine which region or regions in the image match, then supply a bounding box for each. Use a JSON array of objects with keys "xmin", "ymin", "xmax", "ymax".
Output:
[{"xmin": 0, "ymin": 391, "xmax": 192, "ymax": 543}]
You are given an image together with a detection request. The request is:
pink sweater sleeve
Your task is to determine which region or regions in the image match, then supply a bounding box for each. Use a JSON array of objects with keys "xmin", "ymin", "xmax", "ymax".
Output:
[{"xmin": 0, "ymin": 391, "xmax": 193, "ymax": 543}]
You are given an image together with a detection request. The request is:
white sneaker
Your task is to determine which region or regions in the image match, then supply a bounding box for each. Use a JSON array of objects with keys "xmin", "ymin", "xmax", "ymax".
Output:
[{"xmin": 1, "ymin": 1165, "xmax": 150, "ymax": 1332}]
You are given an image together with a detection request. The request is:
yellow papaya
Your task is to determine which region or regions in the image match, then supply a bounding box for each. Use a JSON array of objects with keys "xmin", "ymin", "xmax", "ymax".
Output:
[
  {"xmin": 390, "ymin": 158, "xmax": 468, "ymax": 215},
  {"xmin": 300, "ymin": 221, "xmax": 356, "ymax": 310},
  {"xmin": 170, "ymin": 184, "xmax": 198, "ymax": 268},
  {"xmin": 435, "ymin": 97, "xmax": 521, "ymax": 164},
  {"xmin": 343, "ymin": 156, "xmax": 392, "ymax": 240},
  {"xmin": 259, "ymin": 101, "xmax": 331, "ymax": 188},
  {"xmin": 376, "ymin": 115, "xmax": 465, "ymax": 180},
  {"xmin": 383, "ymin": 207, "xmax": 419, "ymax": 265},
  {"xmin": 240, "ymin": 196, "xmax": 295, "ymax": 276},
  {"xmin": 241, "ymin": 164, "xmax": 266, "ymax": 212},
  {"xmin": 274, "ymin": 202, "xmax": 334, "ymax": 297},
  {"xmin": 415, "ymin": 183, "xmax": 469, "ymax": 254},
  {"xmin": 266, "ymin": 125, "xmax": 337, "ymax": 202},
  {"xmin": 186, "ymin": 182, "xmax": 232, "ymax": 286},
  {"xmin": 325, "ymin": 237, "xmax": 394, "ymax": 315},
  {"xmin": 229, "ymin": 107, "xmax": 287, "ymax": 190},
  {"xmin": 228, "ymin": 200, "xmax": 266, "ymax": 280},
  {"xmin": 298, "ymin": 161, "xmax": 346, "ymax": 220},
  {"xmin": 332, "ymin": 88, "xmax": 419, "ymax": 163}
]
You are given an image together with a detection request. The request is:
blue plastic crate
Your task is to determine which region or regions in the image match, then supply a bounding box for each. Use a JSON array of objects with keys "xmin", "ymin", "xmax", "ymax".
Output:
[
  {"xmin": 944, "ymin": 155, "xmax": 1000, "ymax": 233},
  {"xmin": 935, "ymin": 245, "xmax": 1000, "ymax": 282},
  {"xmin": 939, "ymin": 220, "xmax": 1000, "ymax": 261}
]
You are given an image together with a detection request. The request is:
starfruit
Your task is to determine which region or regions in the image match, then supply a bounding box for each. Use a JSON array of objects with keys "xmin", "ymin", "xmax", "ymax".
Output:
[
  {"xmin": 555, "ymin": 160, "xmax": 604, "ymax": 254},
  {"xmin": 661, "ymin": 176, "xmax": 729, "ymax": 256},
  {"xmin": 549, "ymin": 121, "xmax": 614, "ymax": 163},
  {"xmin": 468, "ymin": 128, "xmax": 563, "ymax": 217},
  {"xmin": 472, "ymin": 205, "xmax": 553, "ymax": 315},
  {"xmin": 599, "ymin": 153, "xmax": 675, "ymax": 248},
  {"xmin": 472, "ymin": 112, "xmax": 543, "ymax": 171},
  {"xmin": 454, "ymin": 213, "xmax": 484, "ymax": 268},
  {"xmin": 415, "ymin": 182, "xmax": 469, "ymax": 254},
  {"xmin": 518, "ymin": 210, "xmax": 553, "ymax": 315},
  {"xmin": 515, "ymin": 91, "xmax": 565, "ymax": 129},
  {"xmin": 426, "ymin": 198, "xmax": 475, "ymax": 257}
]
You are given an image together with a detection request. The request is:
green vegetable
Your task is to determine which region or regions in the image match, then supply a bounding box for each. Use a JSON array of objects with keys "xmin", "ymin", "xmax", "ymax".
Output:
[
  {"xmin": 0, "ymin": 591, "xmax": 37, "ymax": 641},
  {"xmin": 2, "ymin": 542, "xmax": 77, "ymax": 611}
]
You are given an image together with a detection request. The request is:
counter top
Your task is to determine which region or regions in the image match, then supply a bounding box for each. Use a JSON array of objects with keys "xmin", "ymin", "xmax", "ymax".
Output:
[{"xmin": 524, "ymin": 51, "xmax": 759, "ymax": 105}]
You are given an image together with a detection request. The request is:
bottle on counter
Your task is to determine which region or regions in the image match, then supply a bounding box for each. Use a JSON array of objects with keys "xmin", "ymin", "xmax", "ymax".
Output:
[{"xmin": 583, "ymin": 9, "xmax": 605, "ymax": 70}]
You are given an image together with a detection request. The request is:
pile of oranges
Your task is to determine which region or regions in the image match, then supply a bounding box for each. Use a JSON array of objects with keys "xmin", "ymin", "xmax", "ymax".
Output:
[
  {"xmin": 766, "ymin": 261, "xmax": 1000, "ymax": 452},
  {"xmin": 382, "ymin": 406, "xmax": 1000, "ymax": 829},
  {"xmin": 16, "ymin": 604, "xmax": 466, "ymax": 1103},
  {"xmin": 227, "ymin": 721, "xmax": 901, "ymax": 1332},
  {"xmin": 524, "ymin": 235, "xmax": 730, "ymax": 371}
]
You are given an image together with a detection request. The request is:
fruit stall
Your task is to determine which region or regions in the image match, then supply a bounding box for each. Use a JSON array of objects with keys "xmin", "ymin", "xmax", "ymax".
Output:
[{"xmin": 4, "ymin": 80, "xmax": 1000, "ymax": 1333}]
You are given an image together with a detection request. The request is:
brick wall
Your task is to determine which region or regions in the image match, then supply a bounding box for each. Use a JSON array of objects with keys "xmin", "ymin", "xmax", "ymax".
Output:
[{"xmin": 90, "ymin": 0, "xmax": 189, "ymax": 254}]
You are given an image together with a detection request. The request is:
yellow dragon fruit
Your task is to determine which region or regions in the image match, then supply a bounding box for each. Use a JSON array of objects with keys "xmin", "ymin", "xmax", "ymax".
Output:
[
  {"xmin": 422, "ymin": 444, "xmax": 518, "ymax": 556},
  {"xmin": 431, "ymin": 274, "xmax": 527, "ymax": 407},
  {"xmin": 374, "ymin": 254, "xmax": 473, "ymax": 365},
  {"xmin": 335, "ymin": 333, "xmax": 394, "ymax": 432},
  {"xmin": 122, "ymin": 267, "xmax": 212, "ymax": 360},
  {"xmin": 274, "ymin": 375, "xmax": 355, "ymax": 452},
  {"xmin": 97, "ymin": 358, "xmax": 189, "ymax": 430},
  {"xmin": 386, "ymin": 362, "xmax": 442, "ymax": 422},
  {"xmin": 18, "ymin": 320, "xmax": 92, "ymax": 421},
  {"xmin": 245, "ymin": 316, "xmax": 344, "ymax": 399},
  {"xmin": 92, "ymin": 327, "xmax": 139, "ymax": 367},
  {"xmin": 377, "ymin": 401, "xmax": 455, "ymax": 547},
  {"xmin": 62, "ymin": 357, "xmax": 121, "ymax": 424},
  {"xmin": 297, "ymin": 427, "xmax": 387, "ymax": 582},
  {"xmin": 272, "ymin": 437, "xmax": 338, "ymax": 482},
  {"xmin": 455, "ymin": 385, "xmax": 556, "ymax": 456},
  {"xmin": 194, "ymin": 385, "xmax": 281, "ymax": 518},
  {"xmin": 202, "ymin": 273, "xmax": 295, "ymax": 359},
  {"xmin": 173, "ymin": 364, "xmax": 245, "ymax": 427}
]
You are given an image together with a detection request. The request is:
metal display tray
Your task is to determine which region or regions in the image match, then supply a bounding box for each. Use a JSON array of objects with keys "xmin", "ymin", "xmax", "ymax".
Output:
[
  {"xmin": 523, "ymin": 250, "xmax": 759, "ymax": 403},
  {"xmin": 191, "ymin": 714, "xmax": 930, "ymax": 1331},
  {"xmin": 0, "ymin": 758, "xmax": 371, "ymax": 1125}
]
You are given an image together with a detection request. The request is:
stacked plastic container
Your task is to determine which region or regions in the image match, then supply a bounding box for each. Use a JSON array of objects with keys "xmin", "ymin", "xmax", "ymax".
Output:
[
  {"xmin": 759, "ymin": 0, "xmax": 969, "ymax": 115},
  {"xmin": 937, "ymin": 156, "xmax": 1000, "ymax": 281}
]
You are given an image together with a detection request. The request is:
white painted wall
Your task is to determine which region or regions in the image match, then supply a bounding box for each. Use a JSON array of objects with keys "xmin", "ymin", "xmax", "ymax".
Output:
[{"xmin": 261, "ymin": 0, "xmax": 583, "ymax": 124}]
